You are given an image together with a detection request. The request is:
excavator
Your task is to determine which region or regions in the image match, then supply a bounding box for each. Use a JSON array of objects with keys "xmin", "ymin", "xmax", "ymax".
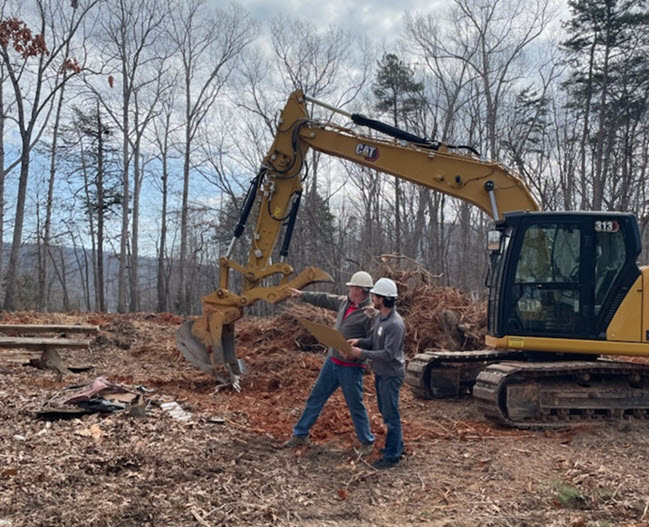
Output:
[{"xmin": 177, "ymin": 90, "xmax": 649, "ymax": 427}]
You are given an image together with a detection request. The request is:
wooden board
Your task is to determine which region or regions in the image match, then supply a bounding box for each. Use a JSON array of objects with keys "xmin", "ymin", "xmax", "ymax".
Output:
[
  {"xmin": 0, "ymin": 324, "xmax": 99, "ymax": 334},
  {"xmin": 297, "ymin": 317, "xmax": 351, "ymax": 353},
  {"xmin": 0, "ymin": 337, "xmax": 90, "ymax": 350},
  {"xmin": 0, "ymin": 350, "xmax": 41, "ymax": 363}
]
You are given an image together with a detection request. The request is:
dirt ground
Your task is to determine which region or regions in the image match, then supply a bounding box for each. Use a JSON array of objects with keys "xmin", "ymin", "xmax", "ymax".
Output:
[{"xmin": 2, "ymin": 310, "xmax": 649, "ymax": 527}]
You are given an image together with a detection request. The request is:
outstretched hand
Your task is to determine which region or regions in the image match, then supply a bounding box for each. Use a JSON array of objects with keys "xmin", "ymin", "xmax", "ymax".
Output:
[{"xmin": 289, "ymin": 288, "xmax": 302, "ymax": 299}]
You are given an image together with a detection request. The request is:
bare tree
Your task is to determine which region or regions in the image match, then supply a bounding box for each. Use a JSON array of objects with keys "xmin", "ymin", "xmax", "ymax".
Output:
[
  {"xmin": 89, "ymin": 0, "xmax": 171, "ymax": 312},
  {"xmin": 1, "ymin": 0, "xmax": 98, "ymax": 310},
  {"xmin": 0, "ymin": 63, "xmax": 12, "ymax": 288},
  {"xmin": 151, "ymin": 86, "xmax": 180, "ymax": 313},
  {"xmin": 450, "ymin": 0, "xmax": 557, "ymax": 159},
  {"xmin": 168, "ymin": 0, "xmax": 255, "ymax": 314},
  {"xmin": 128, "ymin": 66, "xmax": 171, "ymax": 312},
  {"xmin": 399, "ymin": 0, "xmax": 558, "ymax": 290},
  {"xmin": 39, "ymin": 57, "xmax": 82, "ymax": 311}
]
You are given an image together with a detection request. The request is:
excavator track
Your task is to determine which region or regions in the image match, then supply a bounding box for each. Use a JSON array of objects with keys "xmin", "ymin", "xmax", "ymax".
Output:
[
  {"xmin": 473, "ymin": 360, "xmax": 649, "ymax": 428},
  {"xmin": 406, "ymin": 349, "xmax": 522, "ymax": 399}
]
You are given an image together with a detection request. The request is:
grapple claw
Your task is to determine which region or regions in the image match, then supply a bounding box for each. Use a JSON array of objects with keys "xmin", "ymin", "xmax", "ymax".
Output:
[
  {"xmin": 176, "ymin": 265, "xmax": 331, "ymax": 389},
  {"xmin": 177, "ymin": 320, "xmax": 243, "ymax": 381}
]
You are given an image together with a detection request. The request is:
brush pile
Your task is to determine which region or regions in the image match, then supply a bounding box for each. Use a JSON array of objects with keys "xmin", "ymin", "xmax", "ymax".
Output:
[
  {"xmin": 237, "ymin": 257, "xmax": 488, "ymax": 360},
  {"xmin": 376, "ymin": 259, "xmax": 487, "ymax": 355}
]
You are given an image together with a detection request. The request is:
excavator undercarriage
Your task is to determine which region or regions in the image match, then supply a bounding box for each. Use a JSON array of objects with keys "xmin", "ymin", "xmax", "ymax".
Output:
[
  {"xmin": 405, "ymin": 352, "xmax": 649, "ymax": 427},
  {"xmin": 405, "ymin": 349, "xmax": 520, "ymax": 398},
  {"xmin": 474, "ymin": 359, "xmax": 649, "ymax": 427}
]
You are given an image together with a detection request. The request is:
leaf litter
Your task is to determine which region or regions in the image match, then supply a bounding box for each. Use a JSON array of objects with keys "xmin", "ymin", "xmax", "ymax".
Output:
[{"xmin": 1, "ymin": 282, "xmax": 649, "ymax": 526}]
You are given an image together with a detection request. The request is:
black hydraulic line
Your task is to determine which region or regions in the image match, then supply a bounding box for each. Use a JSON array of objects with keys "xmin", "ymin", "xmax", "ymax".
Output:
[
  {"xmin": 279, "ymin": 192, "xmax": 302, "ymax": 257},
  {"xmin": 233, "ymin": 169, "xmax": 265, "ymax": 239},
  {"xmin": 351, "ymin": 113, "xmax": 482, "ymax": 157},
  {"xmin": 271, "ymin": 120, "xmax": 311, "ymax": 178},
  {"xmin": 449, "ymin": 144, "xmax": 482, "ymax": 157},
  {"xmin": 351, "ymin": 113, "xmax": 435, "ymax": 147}
]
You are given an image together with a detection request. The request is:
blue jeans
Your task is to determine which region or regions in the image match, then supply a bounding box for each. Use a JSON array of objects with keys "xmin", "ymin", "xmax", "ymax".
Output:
[
  {"xmin": 375, "ymin": 375, "xmax": 404, "ymax": 461},
  {"xmin": 293, "ymin": 358, "xmax": 375, "ymax": 444}
]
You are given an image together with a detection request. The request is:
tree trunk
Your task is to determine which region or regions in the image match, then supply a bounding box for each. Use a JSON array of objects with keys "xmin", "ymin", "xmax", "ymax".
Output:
[
  {"xmin": 157, "ymin": 125, "xmax": 169, "ymax": 312},
  {"xmin": 0, "ymin": 71, "xmax": 5, "ymax": 293},
  {"xmin": 579, "ymin": 40, "xmax": 597, "ymax": 210},
  {"xmin": 96, "ymin": 104, "xmax": 106, "ymax": 312},
  {"xmin": 56, "ymin": 247, "xmax": 70, "ymax": 311},
  {"xmin": 592, "ymin": 17, "xmax": 612, "ymax": 211},
  {"xmin": 3, "ymin": 140, "xmax": 31, "ymax": 311},
  {"xmin": 129, "ymin": 136, "xmax": 142, "ymax": 312},
  {"xmin": 117, "ymin": 81, "xmax": 130, "ymax": 313},
  {"xmin": 41, "ymin": 80, "xmax": 67, "ymax": 311},
  {"xmin": 177, "ymin": 121, "xmax": 191, "ymax": 314}
]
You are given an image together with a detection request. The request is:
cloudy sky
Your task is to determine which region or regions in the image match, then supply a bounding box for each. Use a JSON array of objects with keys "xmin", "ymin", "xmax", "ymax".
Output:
[{"xmin": 235, "ymin": 0, "xmax": 448, "ymax": 47}]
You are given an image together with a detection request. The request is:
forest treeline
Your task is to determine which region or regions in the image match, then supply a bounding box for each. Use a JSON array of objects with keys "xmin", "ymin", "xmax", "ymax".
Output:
[{"xmin": 1, "ymin": 0, "xmax": 648, "ymax": 314}]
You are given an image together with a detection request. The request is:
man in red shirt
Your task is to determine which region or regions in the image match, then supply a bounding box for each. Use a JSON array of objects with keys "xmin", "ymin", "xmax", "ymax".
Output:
[{"xmin": 282, "ymin": 271, "xmax": 376, "ymax": 455}]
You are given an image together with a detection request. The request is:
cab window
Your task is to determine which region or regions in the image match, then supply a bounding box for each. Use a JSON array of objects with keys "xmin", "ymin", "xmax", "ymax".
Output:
[
  {"xmin": 594, "ymin": 228, "xmax": 625, "ymax": 315},
  {"xmin": 509, "ymin": 224, "xmax": 581, "ymax": 335}
]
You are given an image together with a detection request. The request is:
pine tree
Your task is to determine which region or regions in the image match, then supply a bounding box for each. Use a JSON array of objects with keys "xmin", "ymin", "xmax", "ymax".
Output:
[
  {"xmin": 58, "ymin": 104, "xmax": 123, "ymax": 311},
  {"xmin": 372, "ymin": 53, "xmax": 425, "ymax": 255},
  {"xmin": 562, "ymin": 0, "xmax": 649, "ymax": 210}
]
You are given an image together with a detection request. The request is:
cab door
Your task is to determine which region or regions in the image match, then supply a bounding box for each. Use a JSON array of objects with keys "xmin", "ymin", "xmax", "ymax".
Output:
[{"xmin": 503, "ymin": 219, "xmax": 591, "ymax": 339}]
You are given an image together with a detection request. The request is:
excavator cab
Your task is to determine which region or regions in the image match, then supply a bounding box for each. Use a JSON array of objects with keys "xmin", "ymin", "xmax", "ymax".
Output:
[{"xmin": 488, "ymin": 211, "xmax": 642, "ymax": 344}]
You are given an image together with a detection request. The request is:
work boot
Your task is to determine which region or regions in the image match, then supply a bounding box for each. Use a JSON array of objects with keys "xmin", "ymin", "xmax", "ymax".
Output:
[
  {"xmin": 372, "ymin": 458, "xmax": 400, "ymax": 470},
  {"xmin": 357, "ymin": 442, "xmax": 374, "ymax": 456},
  {"xmin": 282, "ymin": 435, "xmax": 310, "ymax": 448}
]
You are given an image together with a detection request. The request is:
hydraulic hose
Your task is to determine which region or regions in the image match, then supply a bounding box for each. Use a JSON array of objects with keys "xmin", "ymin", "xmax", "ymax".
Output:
[{"xmin": 279, "ymin": 192, "xmax": 302, "ymax": 258}]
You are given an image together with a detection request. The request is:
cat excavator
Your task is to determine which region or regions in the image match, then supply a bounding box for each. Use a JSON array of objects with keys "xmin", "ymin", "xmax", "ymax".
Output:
[{"xmin": 177, "ymin": 90, "xmax": 649, "ymax": 426}]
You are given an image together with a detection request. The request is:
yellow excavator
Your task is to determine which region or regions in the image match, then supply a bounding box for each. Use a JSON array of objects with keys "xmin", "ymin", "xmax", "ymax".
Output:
[{"xmin": 177, "ymin": 90, "xmax": 649, "ymax": 426}]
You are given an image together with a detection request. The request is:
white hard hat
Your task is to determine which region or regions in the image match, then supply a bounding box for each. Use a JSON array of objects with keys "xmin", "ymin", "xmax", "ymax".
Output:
[
  {"xmin": 370, "ymin": 277, "xmax": 398, "ymax": 298},
  {"xmin": 346, "ymin": 271, "xmax": 374, "ymax": 288}
]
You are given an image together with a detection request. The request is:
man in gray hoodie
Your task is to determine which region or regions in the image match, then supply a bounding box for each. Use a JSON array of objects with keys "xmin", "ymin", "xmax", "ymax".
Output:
[
  {"xmin": 282, "ymin": 271, "xmax": 376, "ymax": 454},
  {"xmin": 346, "ymin": 277, "xmax": 405, "ymax": 469}
]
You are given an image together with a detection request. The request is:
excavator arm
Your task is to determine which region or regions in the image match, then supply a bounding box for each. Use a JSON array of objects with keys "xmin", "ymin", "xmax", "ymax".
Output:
[{"xmin": 177, "ymin": 90, "xmax": 540, "ymax": 387}]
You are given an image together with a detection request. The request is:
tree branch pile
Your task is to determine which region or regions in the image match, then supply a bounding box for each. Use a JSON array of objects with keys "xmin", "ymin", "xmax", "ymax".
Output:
[{"xmin": 376, "ymin": 259, "xmax": 487, "ymax": 355}]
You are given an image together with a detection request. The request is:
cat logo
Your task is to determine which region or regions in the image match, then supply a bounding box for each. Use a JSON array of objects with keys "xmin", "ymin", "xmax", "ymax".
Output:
[{"xmin": 355, "ymin": 143, "xmax": 379, "ymax": 161}]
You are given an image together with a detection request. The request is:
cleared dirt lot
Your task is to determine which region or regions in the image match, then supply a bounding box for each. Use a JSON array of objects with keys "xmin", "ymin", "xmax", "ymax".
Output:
[{"xmin": 2, "ymin": 311, "xmax": 649, "ymax": 527}]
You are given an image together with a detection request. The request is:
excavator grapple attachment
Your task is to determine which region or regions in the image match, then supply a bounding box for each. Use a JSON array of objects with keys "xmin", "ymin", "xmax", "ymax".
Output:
[
  {"xmin": 177, "ymin": 320, "xmax": 241, "ymax": 375},
  {"xmin": 177, "ymin": 267, "xmax": 333, "ymax": 388}
]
